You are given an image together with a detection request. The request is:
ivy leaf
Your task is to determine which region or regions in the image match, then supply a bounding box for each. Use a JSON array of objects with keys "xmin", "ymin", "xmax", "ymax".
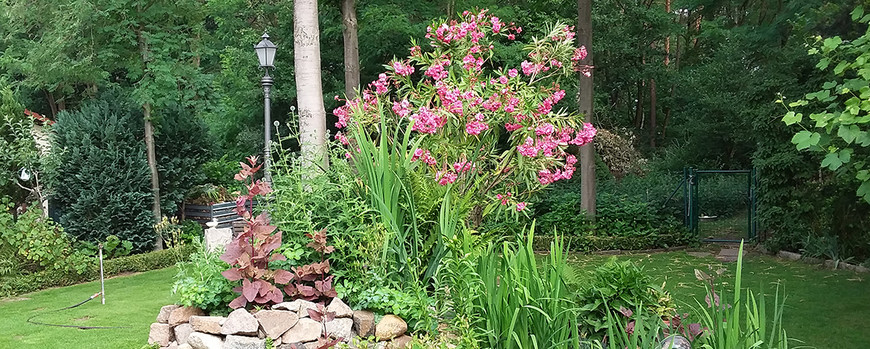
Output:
[
  {"xmin": 783, "ymin": 111, "xmax": 802, "ymax": 125},
  {"xmin": 822, "ymin": 81, "xmax": 838, "ymax": 89},
  {"xmin": 823, "ymin": 36, "xmax": 843, "ymax": 52},
  {"xmin": 792, "ymin": 131, "xmax": 821, "ymax": 150},
  {"xmin": 853, "ymin": 6, "xmax": 866, "ymax": 21},
  {"xmin": 834, "ymin": 61, "xmax": 850, "ymax": 75}
]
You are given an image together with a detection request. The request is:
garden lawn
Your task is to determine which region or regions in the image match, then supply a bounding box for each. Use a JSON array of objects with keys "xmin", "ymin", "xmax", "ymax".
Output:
[
  {"xmin": 0, "ymin": 267, "xmax": 177, "ymax": 349},
  {"xmin": 565, "ymin": 250, "xmax": 870, "ymax": 348}
]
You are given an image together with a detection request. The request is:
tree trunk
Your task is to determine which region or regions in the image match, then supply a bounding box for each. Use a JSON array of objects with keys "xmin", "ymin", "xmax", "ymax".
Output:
[
  {"xmin": 294, "ymin": 0, "xmax": 329, "ymax": 174},
  {"xmin": 649, "ymin": 78, "xmax": 657, "ymax": 148},
  {"xmin": 577, "ymin": 0, "xmax": 595, "ymax": 219},
  {"xmin": 634, "ymin": 80, "xmax": 644, "ymax": 129},
  {"xmin": 137, "ymin": 25, "xmax": 163, "ymax": 251},
  {"xmin": 341, "ymin": 0, "xmax": 360, "ymax": 99}
]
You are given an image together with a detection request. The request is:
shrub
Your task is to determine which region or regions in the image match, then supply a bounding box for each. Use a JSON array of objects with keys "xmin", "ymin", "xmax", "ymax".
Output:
[
  {"xmin": 0, "ymin": 245, "xmax": 194, "ymax": 297},
  {"xmin": 575, "ymin": 259, "xmax": 676, "ymax": 340},
  {"xmin": 0, "ymin": 198, "xmax": 92, "ymax": 276},
  {"xmin": 173, "ymin": 242, "xmax": 237, "ymax": 315},
  {"xmin": 47, "ymin": 97, "xmax": 155, "ymax": 252},
  {"xmin": 154, "ymin": 107, "xmax": 211, "ymax": 216}
]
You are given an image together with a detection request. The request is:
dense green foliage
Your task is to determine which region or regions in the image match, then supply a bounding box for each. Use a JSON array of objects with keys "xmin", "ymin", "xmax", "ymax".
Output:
[
  {"xmin": 47, "ymin": 99, "xmax": 155, "ymax": 251},
  {"xmin": 0, "ymin": 84, "xmax": 37, "ymax": 206},
  {"xmin": 172, "ymin": 243, "xmax": 236, "ymax": 316}
]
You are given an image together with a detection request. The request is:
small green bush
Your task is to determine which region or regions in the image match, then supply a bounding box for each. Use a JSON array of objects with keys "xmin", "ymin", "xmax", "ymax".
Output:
[
  {"xmin": 575, "ymin": 259, "xmax": 676, "ymax": 341},
  {"xmin": 172, "ymin": 243, "xmax": 237, "ymax": 315}
]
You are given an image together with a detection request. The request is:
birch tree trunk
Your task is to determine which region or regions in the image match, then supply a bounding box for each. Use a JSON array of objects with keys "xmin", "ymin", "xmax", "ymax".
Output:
[
  {"xmin": 295, "ymin": 0, "xmax": 328, "ymax": 173},
  {"xmin": 341, "ymin": 0, "xmax": 360, "ymax": 99},
  {"xmin": 577, "ymin": 0, "xmax": 595, "ymax": 219},
  {"xmin": 137, "ymin": 26, "xmax": 163, "ymax": 251}
]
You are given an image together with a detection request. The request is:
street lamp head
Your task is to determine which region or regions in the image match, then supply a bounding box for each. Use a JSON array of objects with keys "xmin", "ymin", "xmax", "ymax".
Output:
[{"xmin": 254, "ymin": 32, "xmax": 277, "ymax": 69}]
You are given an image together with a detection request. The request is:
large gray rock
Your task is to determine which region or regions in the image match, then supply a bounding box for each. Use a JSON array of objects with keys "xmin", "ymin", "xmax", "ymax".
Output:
[
  {"xmin": 190, "ymin": 316, "xmax": 225, "ymax": 334},
  {"xmin": 187, "ymin": 332, "xmax": 223, "ymax": 349},
  {"xmin": 223, "ymin": 335, "xmax": 266, "ymax": 349},
  {"xmin": 273, "ymin": 300, "xmax": 318, "ymax": 317},
  {"xmin": 375, "ymin": 315, "xmax": 407, "ymax": 341},
  {"xmin": 325, "ymin": 318, "xmax": 353, "ymax": 341},
  {"xmin": 174, "ymin": 323, "xmax": 195, "ymax": 345},
  {"xmin": 281, "ymin": 317, "xmax": 322, "ymax": 343},
  {"xmin": 148, "ymin": 322, "xmax": 174, "ymax": 346},
  {"xmin": 222, "ymin": 308, "xmax": 259, "ymax": 335},
  {"xmin": 352, "ymin": 310, "xmax": 375, "ymax": 338},
  {"xmin": 327, "ymin": 298, "xmax": 353, "ymax": 318},
  {"xmin": 157, "ymin": 305, "xmax": 181, "ymax": 323},
  {"xmin": 169, "ymin": 306, "xmax": 206, "ymax": 326},
  {"xmin": 254, "ymin": 310, "xmax": 299, "ymax": 339}
]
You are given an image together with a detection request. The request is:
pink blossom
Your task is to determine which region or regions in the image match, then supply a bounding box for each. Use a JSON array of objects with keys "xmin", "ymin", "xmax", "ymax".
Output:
[
  {"xmin": 453, "ymin": 161, "xmax": 474, "ymax": 173},
  {"xmin": 392, "ymin": 99, "xmax": 412, "ymax": 117},
  {"xmin": 538, "ymin": 169, "xmax": 555, "ymax": 185},
  {"xmin": 466, "ymin": 120, "xmax": 489, "ymax": 135},
  {"xmin": 491, "ymin": 16, "xmax": 503, "ymax": 33},
  {"xmin": 516, "ymin": 202, "xmax": 527, "ymax": 211},
  {"xmin": 535, "ymin": 123, "xmax": 555, "ymax": 136},
  {"xmin": 410, "ymin": 45, "xmax": 422, "ymax": 56},
  {"xmin": 371, "ymin": 73, "xmax": 389, "ymax": 94},
  {"xmin": 517, "ymin": 137, "xmax": 539, "ymax": 157},
  {"xmin": 425, "ymin": 60, "xmax": 450, "ymax": 80},
  {"xmin": 521, "ymin": 61, "xmax": 544, "ymax": 76},
  {"xmin": 570, "ymin": 123, "xmax": 597, "ymax": 146},
  {"xmin": 335, "ymin": 131, "xmax": 350, "ymax": 146},
  {"xmin": 411, "ymin": 149, "xmax": 437, "ymax": 166},
  {"xmin": 508, "ymin": 69, "xmax": 519, "ymax": 78},
  {"xmin": 410, "ymin": 107, "xmax": 446, "ymax": 134},
  {"xmin": 507, "ymin": 34, "xmax": 516, "ymax": 40},
  {"xmin": 392, "ymin": 61, "xmax": 415, "ymax": 76},
  {"xmin": 437, "ymin": 170, "xmax": 458, "ymax": 185},
  {"xmin": 505, "ymin": 123, "xmax": 523, "ymax": 131},
  {"xmin": 572, "ymin": 46, "xmax": 588, "ymax": 62},
  {"xmin": 333, "ymin": 105, "xmax": 351, "ymax": 128},
  {"xmin": 498, "ymin": 76, "xmax": 509, "ymax": 84}
]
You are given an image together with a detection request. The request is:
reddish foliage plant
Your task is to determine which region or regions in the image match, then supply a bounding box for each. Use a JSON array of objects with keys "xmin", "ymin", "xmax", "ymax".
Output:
[
  {"xmin": 220, "ymin": 156, "xmax": 293, "ymax": 309},
  {"xmin": 283, "ymin": 228, "xmax": 338, "ymax": 303}
]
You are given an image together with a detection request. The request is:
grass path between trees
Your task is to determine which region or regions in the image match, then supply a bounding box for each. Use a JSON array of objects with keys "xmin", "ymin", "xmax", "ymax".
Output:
[
  {"xmin": 565, "ymin": 249, "xmax": 870, "ymax": 348},
  {"xmin": 0, "ymin": 267, "xmax": 176, "ymax": 349}
]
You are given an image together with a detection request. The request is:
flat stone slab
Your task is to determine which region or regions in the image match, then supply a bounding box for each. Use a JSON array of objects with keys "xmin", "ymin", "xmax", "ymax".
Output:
[{"xmin": 716, "ymin": 248, "xmax": 746, "ymax": 262}]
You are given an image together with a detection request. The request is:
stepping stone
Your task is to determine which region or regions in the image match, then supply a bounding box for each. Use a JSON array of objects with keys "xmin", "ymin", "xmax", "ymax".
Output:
[{"xmin": 716, "ymin": 248, "xmax": 745, "ymax": 262}]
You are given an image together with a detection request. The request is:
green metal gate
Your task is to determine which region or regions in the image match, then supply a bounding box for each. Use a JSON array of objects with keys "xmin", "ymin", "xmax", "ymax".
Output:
[{"xmin": 681, "ymin": 168, "xmax": 758, "ymax": 243}]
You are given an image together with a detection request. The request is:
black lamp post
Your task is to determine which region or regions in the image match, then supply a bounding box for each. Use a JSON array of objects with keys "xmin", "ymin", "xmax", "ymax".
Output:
[{"xmin": 254, "ymin": 32, "xmax": 277, "ymax": 186}]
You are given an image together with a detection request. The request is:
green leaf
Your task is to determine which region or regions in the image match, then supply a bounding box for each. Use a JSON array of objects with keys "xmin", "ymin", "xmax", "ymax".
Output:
[
  {"xmin": 792, "ymin": 131, "xmax": 821, "ymax": 150},
  {"xmin": 834, "ymin": 61, "xmax": 850, "ymax": 75},
  {"xmin": 857, "ymin": 181, "xmax": 870, "ymax": 203},
  {"xmin": 782, "ymin": 111, "xmax": 802, "ymax": 125},
  {"xmin": 838, "ymin": 125, "xmax": 861, "ymax": 143},
  {"xmin": 823, "ymin": 37, "xmax": 843, "ymax": 51},
  {"xmin": 822, "ymin": 81, "xmax": 838, "ymax": 89},
  {"xmin": 852, "ymin": 6, "xmax": 865, "ymax": 21}
]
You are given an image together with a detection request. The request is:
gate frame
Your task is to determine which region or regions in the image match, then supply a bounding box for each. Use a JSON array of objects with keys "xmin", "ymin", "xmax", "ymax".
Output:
[{"xmin": 683, "ymin": 167, "xmax": 758, "ymax": 243}]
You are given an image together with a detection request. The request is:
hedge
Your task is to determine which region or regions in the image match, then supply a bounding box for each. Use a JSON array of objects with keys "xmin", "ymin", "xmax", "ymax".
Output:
[
  {"xmin": 532, "ymin": 233, "xmax": 689, "ymax": 252},
  {"xmin": 0, "ymin": 245, "xmax": 194, "ymax": 298}
]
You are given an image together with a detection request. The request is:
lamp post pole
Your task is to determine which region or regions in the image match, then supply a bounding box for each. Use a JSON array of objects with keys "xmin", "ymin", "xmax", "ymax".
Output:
[
  {"xmin": 262, "ymin": 69, "xmax": 273, "ymax": 186},
  {"xmin": 255, "ymin": 32, "xmax": 277, "ymax": 187}
]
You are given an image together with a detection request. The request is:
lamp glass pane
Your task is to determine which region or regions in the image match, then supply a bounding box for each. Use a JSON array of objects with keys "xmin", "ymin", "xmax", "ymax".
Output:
[
  {"xmin": 256, "ymin": 47, "xmax": 268, "ymax": 67},
  {"xmin": 265, "ymin": 47, "xmax": 276, "ymax": 67}
]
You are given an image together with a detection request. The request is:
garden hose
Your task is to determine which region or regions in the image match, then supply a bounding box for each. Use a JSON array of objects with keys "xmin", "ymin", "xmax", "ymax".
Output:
[{"xmin": 26, "ymin": 292, "xmax": 131, "ymax": 330}]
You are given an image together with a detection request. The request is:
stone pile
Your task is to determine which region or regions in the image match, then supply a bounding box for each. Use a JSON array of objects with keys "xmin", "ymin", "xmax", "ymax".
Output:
[{"xmin": 148, "ymin": 298, "xmax": 412, "ymax": 349}]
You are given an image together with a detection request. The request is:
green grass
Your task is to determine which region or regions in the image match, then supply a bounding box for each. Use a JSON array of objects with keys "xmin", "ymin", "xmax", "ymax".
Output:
[
  {"xmin": 565, "ymin": 250, "xmax": 870, "ymax": 348},
  {"xmin": 0, "ymin": 267, "xmax": 177, "ymax": 349}
]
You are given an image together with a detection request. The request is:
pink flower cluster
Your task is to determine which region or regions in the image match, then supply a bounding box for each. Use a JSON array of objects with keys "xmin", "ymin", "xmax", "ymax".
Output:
[
  {"xmin": 410, "ymin": 107, "xmax": 446, "ymax": 134},
  {"xmin": 521, "ymin": 60, "xmax": 545, "ymax": 76},
  {"xmin": 465, "ymin": 113, "xmax": 489, "ymax": 135},
  {"xmin": 335, "ymin": 131, "xmax": 350, "ymax": 146},
  {"xmin": 411, "ymin": 148, "xmax": 437, "ymax": 166},
  {"xmin": 536, "ymin": 90, "xmax": 565, "ymax": 116},
  {"xmin": 392, "ymin": 60, "xmax": 415, "ymax": 76},
  {"xmin": 462, "ymin": 54, "xmax": 485, "ymax": 72},
  {"xmin": 436, "ymin": 170, "xmax": 458, "ymax": 185},
  {"xmin": 496, "ymin": 192, "xmax": 512, "ymax": 205},
  {"xmin": 371, "ymin": 73, "xmax": 390, "ymax": 94},
  {"xmin": 392, "ymin": 99, "xmax": 412, "ymax": 117},
  {"xmin": 425, "ymin": 59, "xmax": 450, "ymax": 81},
  {"xmin": 453, "ymin": 160, "xmax": 474, "ymax": 173},
  {"xmin": 537, "ymin": 154, "xmax": 577, "ymax": 185}
]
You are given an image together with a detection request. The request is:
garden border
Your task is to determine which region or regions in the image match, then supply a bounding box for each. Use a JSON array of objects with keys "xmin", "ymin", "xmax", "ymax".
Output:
[{"xmin": 532, "ymin": 233, "xmax": 688, "ymax": 253}]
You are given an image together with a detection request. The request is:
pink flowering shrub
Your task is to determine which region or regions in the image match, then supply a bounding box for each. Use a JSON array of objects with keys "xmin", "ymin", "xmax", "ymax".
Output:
[{"xmin": 333, "ymin": 10, "xmax": 596, "ymax": 213}]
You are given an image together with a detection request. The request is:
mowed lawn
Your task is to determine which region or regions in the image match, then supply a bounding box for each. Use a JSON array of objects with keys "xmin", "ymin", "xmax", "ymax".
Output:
[
  {"xmin": 565, "ymin": 250, "xmax": 870, "ymax": 348},
  {"xmin": 1, "ymin": 251, "xmax": 868, "ymax": 348},
  {"xmin": 0, "ymin": 267, "xmax": 177, "ymax": 349}
]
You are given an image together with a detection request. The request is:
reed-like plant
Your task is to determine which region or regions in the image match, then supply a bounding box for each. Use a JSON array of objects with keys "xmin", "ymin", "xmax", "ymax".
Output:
[
  {"xmin": 693, "ymin": 241, "xmax": 795, "ymax": 349},
  {"xmin": 474, "ymin": 223, "xmax": 581, "ymax": 349}
]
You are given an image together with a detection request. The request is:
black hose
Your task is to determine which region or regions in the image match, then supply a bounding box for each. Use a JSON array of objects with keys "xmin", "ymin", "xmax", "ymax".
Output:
[{"xmin": 26, "ymin": 292, "xmax": 131, "ymax": 330}]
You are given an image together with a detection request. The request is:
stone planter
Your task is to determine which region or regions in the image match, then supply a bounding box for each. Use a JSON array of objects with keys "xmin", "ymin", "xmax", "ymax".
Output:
[{"xmin": 148, "ymin": 298, "xmax": 412, "ymax": 349}]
